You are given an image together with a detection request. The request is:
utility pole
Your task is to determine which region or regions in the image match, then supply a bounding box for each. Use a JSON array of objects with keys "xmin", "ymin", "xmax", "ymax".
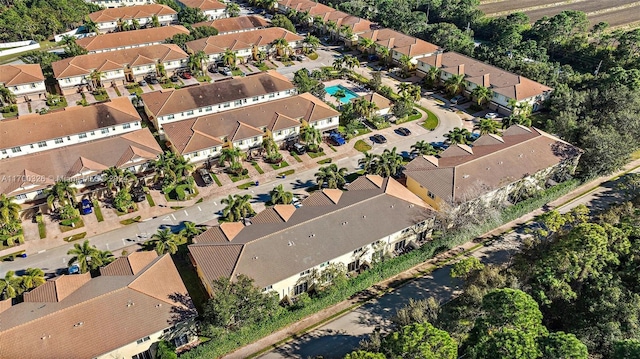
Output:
[{"xmin": 593, "ymin": 60, "xmax": 602, "ymax": 77}]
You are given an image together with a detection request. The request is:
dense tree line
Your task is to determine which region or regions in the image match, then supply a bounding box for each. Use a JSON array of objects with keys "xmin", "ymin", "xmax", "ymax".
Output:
[{"xmin": 0, "ymin": 0, "xmax": 101, "ymax": 41}]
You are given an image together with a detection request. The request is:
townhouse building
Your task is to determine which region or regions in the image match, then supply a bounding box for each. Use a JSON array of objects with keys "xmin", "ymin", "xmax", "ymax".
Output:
[
  {"xmin": 0, "ymin": 64, "xmax": 47, "ymax": 103},
  {"xmin": 162, "ymin": 92, "xmax": 340, "ymax": 162},
  {"xmin": 76, "ymin": 25, "xmax": 190, "ymax": 54},
  {"xmin": 358, "ymin": 28, "xmax": 440, "ymax": 64},
  {"xmin": 177, "ymin": 0, "xmax": 227, "ymax": 20},
  {"xmin": 85, "ymin": 0, "xmax": 153, "ymax": 8},
  {"xmin": 192, "ymin": 15, "xmax": 269, "ymax": 34},
  {"xmin": 88, "ymin": 4, "xmax": 178, "ymax": 33},
  {"xmin": 52, "ymin": 44, "xmax": 188, "ymax": 94}
]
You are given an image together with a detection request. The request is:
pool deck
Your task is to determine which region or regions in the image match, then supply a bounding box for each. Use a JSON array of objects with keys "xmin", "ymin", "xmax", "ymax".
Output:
[{"xmin": 323, "ymin": 79, "xmax": 369, "ymax": 107}]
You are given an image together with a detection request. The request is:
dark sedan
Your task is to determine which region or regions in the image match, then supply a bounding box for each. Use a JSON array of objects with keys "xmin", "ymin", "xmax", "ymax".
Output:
[
  {"xmin": 395, "ymin": 127, "xmax": 411, "ymax": 136},
  {"xmin": 370, "ymin": 134, "xmax": 387, "ymax": 144}
]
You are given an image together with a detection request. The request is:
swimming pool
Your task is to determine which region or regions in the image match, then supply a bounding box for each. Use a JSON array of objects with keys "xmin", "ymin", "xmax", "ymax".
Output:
[{"xmin": 325, "ymin": 85, "xmax": 359, "ymax": 104}]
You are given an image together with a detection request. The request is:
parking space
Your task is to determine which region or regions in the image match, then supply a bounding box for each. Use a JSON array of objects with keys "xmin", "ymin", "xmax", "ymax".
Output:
[
  {"xmin": 208, "ymin": 71, "xmax": 231, "ymax": 82},
  {"xmin": 65, "ymin": 92, "xmax": 84, "ymax": 107},
  {"xmin": 17, "ymin": 102, "xmax": 30, "ymax": 116},
  {"xmin": 105, "ymin": 86, "xmax": 123, "ymax": 98},
  {"xmin": 181, "ymin": 76, "xmax": 200, "ymax": 86}
]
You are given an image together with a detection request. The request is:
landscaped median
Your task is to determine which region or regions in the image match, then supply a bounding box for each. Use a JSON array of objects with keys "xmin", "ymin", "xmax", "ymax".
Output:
[{"xmin": 179, "ymin": 179, "xmax": 582, "ymax": 359}]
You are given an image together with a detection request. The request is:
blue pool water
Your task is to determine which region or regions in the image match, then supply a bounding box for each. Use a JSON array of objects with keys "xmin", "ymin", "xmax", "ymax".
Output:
[{"xmin": 325, "ymin": 85, "xmax": 359, "ymax": 104}]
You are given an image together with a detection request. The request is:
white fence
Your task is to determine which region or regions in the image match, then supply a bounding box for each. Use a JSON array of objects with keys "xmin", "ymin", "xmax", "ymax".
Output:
[
  {"xmin": 0, "ymin": 41, "xmax": 40, "ymax": 57},
  {"xmin": 0, "ymin": 40, "xmax": 34, "ymax": 49},
  {"xmin": 54, "ymin": 28, "xmax": 96, "ymax": 43}
]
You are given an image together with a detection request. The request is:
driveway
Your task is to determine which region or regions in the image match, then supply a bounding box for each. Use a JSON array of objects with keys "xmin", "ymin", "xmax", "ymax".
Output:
[{"xmin": 65, "ymin": 92, "xmax": 84, "ymax": 107}]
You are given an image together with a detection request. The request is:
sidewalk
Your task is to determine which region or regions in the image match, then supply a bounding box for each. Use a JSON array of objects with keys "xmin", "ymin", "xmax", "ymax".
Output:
[{"xmin": 221, "ymin": 157, "xmax": 640, "ymax": 359}]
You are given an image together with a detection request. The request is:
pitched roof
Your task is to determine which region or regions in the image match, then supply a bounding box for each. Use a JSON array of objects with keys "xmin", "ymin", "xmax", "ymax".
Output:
[
  {"xmin": 163, "ymin": 92, "xmax": 338, "ymax": 154},
  {"xmin": 0, "ymin": 254, "xmax": 196, "ymax": 359},
  {"xmin": 0, "ymin": 64, "xmax": 44, "ymax": 86},
  {"xmin": 278, "ymin": 0, "xmax": 335, "ymax": 17},
  {"xmin": 418, "ymin": 52, "xmax": 553, "ymax": 101},
  {"xmin": 189, "ymin": 176, "xmax": 434, "ymax": 289},
  {"xmin": 359, "ymin": 28, "xmax": 439, "ymax": 57},
  {"xmin": 325, "ymin": 10, "xmax": 374, "ymax": 33},
  {"xmin": 0, "ymin": 129, "xmax": 162, "ymax": 197},
  {"xmin": 404, "ymin": 126, "xmax": 582, "ymax": 204},
  {"xmin": 89, "ymin": 4, "xmax": 177, "ymax": 23},
  {"xmin": 141, "ymin": 71, "xmax": 295, "ymax": 118},
  {"xmin": 355, "ymin": 92, "xmax": 392, "ymax": 110},
  {"xmin": 0, "ymin": 97, "xmax": 141, "ymax": 150},
  {"xmin": 178, "ymin": 0, "xmax": 226, "ymax": 11},
  {"xmin": 52, "ymin": 44, "xmax": 187, "ymax": 79},
  {"xmin": 100, "ymin": 251, "xmax": 159, "ymax": 276},
  {"xmin": 185, "ymin": 27, "xmax": 303, "ymax": 55},
  {"xmin": 193, "ymin": 15, "xmax": 269, "ymax": 33},
  {"xmin": 76, "ymin": 25, "xmax": 190, "ymax": 52}
]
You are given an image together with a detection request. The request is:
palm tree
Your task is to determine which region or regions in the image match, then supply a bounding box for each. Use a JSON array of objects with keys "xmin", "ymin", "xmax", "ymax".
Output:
[
  {"xmin": 218, "ymin": 147, "xmax": 243, "ymax": 167},
  {"xmin": 84, "ymin": 16, "xmax": 99, "ymax": 33},
  {"xmin": 45, "ymin": 180, "xmax": 77, "ymax": 209},
  {"xmin": 359, "ymin": 37, "xmax": 375, "ymax": 53},
  {"xmin": 303, "ymin": 35, "xmax": 320, "ymax": 54},
  {"xmin": 188, "ymin": 50, "xmax": 208, "ymax": 76},
  {"xmin": 301, "ymin": 126, "xmax": 322, "ymax": 152},
  {"xmin": 88, "ymin": 70, "xmax": 106, "ymax": 89},
  {"xmin": 152, "ymin": 151, "xmax": 178, "ymax": 187},
  {"xmin": 222, "ymin": 48, "xmax": 237, "ymax": 69},
  {"xmin": 476, "ymin": 119, "xmax": 500, "ymax": 135},
  {"xmin": 90, "ymin": 250, "xmax": 115, "ymax": 270},
  {"xmin": 259, "ymin": 0, "xmax": 277, "ymax": 12},
  {"xmin": 325, "ymin": 20, "xmax": 338, "ymax": 38},
  {"xmin": 343, "ymin": 55, "xmax": 360, "ymax": 70},
  {"xmin": 315, "ymin": 164, "xmax": 347, "ymax": 189},
  {"xmin": 272, "ymin": 37, "xmax": 290, "ymax": 58},
  {"xmin": 398, "ymin": 83, "xmax": 412, "ymax": 97},
  {"xmin": 340, "ymin": 25, "xmax": 354, "ymax": 43},
  {"xmin": 297, "ymin": 10, "xmax": 311, "ymax": 27},
  {"xmin": 0, "ymin": 85, "xmax": 15, "ymax": 105},
  {"xmin": 102, "ymin": 166, "xmax": 136, "ymax": 192},
  {"xmin": 0, "ymin": 194, "xmax": 20, "ymax": 226},
  {"xmin": 0, "ymin": 271, "xmax": 22, "ymax": 300},
  {"xmin": 221, "ymin": 194, "xmax": 255, "ymax": 222},
  {"xmin": 173, "ymin": 156, "xmax": 195, "ymax": 178},
  {"xmin": 424, "ymin": 66, "xmax": 441, "ymax": 88},
  {"xmin": 225, "ymin": 2, "xmax": 241, "ymax": 17},
  {"xmin": 332, "ymin": 57, "xmax": 345, "ymax": 71},
  {"xmin": 444, "ymin": 127, "xmax": 472, "ymax": 145},
  {"xmin": 471, "ymin": 86, "xmax": 493, "ymax": 106},
  {"xmin": 376, "ymin": 45, "xmax": 391, "ymax": 65},
  {"xmin": 151, "ymin": 14, "xmax": 160, "ymax": 27},
  {"xmin": 180, "ymin": 221, "xmax": 204, "ymax": 241},
  {"xmin": 151, "ymin": 228, "xmax": 180, "ymax": 255},
  {"xmin": 131, "ymin": 18, "xmax": 141, "ymax": 30},
  {"xmin": 358, "ymin": 152, "xmax": 377, "ymax": 174},
  {"xmin": 67, "ymin": 240, "xmax": 98, "ymax": 274},
  {"xmin": 269, "ymin": 184, "xmax": 293, "ymax": 205},
  {"xmin": 376, "ymin": 148, "xmax": 404, "ymax": 177},
  {"xmin": 398, "ymin": 54, "xmax": 414, "ymax": 77},
  {"xmin": 332, "ymin": 89, "xmax": 346, "ymax": 103},
  {"xmin": 20, "ymin": 268, "xmax": 45, "ymax": 291},
  {"xmin": 444, "ymin": 74, "xmax": 466, "ymax": 96},
  {"xmin": 411, "ymin": 140, "xmax": 438, "ymax": 156}
]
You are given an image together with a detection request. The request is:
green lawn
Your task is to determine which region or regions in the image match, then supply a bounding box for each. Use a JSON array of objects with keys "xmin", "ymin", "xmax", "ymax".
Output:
[
  {"xmin": 92, "ymin": 200, "xmax": 104, "ymax": 222},
  {"xmin": 317, "ymin": 158, "xmax": 332, "ymax": 165},
  {"xmin": 278, "ymin": 169, "xmax": 295, "ymax": 176},
  {"xmin": 63, "ymin": 232, "xmax": 87, "ymax": 242},
  {"xmin": 197, "ymin": 75, "xmax": 212, "ymax": 83},
  {"xmin": 290, "ymin": 152, "xmax": 303, "ymax": 163},
  {"xmin": 256, "ymin": 62, "xmax": 271, "ymax": 71},
  {"xmin": 36, "ymin": 214, "xmax": 46, "ymax": 239},
  {"xmin": 307, "ymin": 150, "xmax": 325, "ymax": 159},
  {"xmin": 1, "ymin": 109, "xmax": 18, "ymax": 119},
  {"xmin": 47, "ymin": 96, "xmax": 67, "ymax": 111},
  {"xmin": 270, "ymin": 161, "xmax": 289, "ymax": 170},
  {"xmin": 120, "ymin": 216, "xmax": 141, "ymax": 225},
  {"xmin": 211, "ymin": 173, "xmax": 223, "ymax": 186},
  {"xmin": 228, "ymin": 173, "xmax": 249, "ymax": 182},
  {"xmin": 420, "ymin": 107, "xmax": 439, "ymax": 130},
  {"xmin": 328, "ymin": 144, "xmax": 338, "ymax": 152},
  {"xmin": 231, "ymin": 69, "xmax": 244, "ymax": 76},
  {"xmin": 126, "ymin": 85, "xmax": 143, "ymax": 95},
  {"xmin": 93, "ymin": 92, "xmax": 109, "ymax": 102},
  {"xmin": 354, "ymin": 139, "xmax": 372, "ymax": 152},
  {"xmin": 252, "ymin": 162, "xmax": 265, "ymax": 174},
  {"xmin": 60, "ymin": 218, "xmax": 85, "ymax": 233},
  {"xmin": 237, "ymin": 182, "xmax": 255, "ymax": 190},
  {"xmin": 307, "ymin": 52, "xmax": 319, "ymax": 60}
]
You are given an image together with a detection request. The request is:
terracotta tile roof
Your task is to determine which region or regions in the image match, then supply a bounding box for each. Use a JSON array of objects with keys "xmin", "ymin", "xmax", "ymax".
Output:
[
  {"xmin": 193, "ymin": 15, "xmax": 269, "ymax": 33},
  {"xmin": 185, "ymin": 27, "xmax": 303, "ymax": 55},
  {"xmin": 0, "ymin": 64, "xmax": 44, "ymax": 86},
  {"xmin": 189, "ymin": 176, "xmax": 434, "ymax": 289},
  {"xmin": 404, "ymin": 126, "xmax": 582, "ymax": 204},
  {"xmin": 141, "ymin": 71, "xmax": 294, "ymax": 118},
  {"xmin": 356, "ymin": 92, "xmax": 392, "ymax": 110},
  {"xmin": 418, "ymin": 52, "xmax": 553, "ymax": 101},
  {"xmin": 359, "ymin": 28, "xmax": 439, "ymax": 57},
  {"xmin": 89, "ymin": 4, "xmax": 177, "ymax": 23},
  {"xmin": 278, "ymin": 0, "xmax": 335, "ymax": 17},
  {"xmin": 0, "ymin": 97, "xmax": 141, "ymax": 150},
  {"xmin": 100, "ymin": 251, "xmax": 159, "ymax": 276},
  {"xmin": 0, "ymin": 298, "xmax": 10, "ymax": 315},
  {"xmin": 0, "ymin": 129, "xmax": 162, "ymax": 197},
  {"xmin": 323, "ymin": 10, "xmax": 374, "ymax": 33},
  {"xmin": 178, "ymin": 0, "xmax": 226, "ymax": 11},
  {"xmin": 273, "ymin": 204, "xmax": 296, "ymax": 221},
  {"xmin": 52, "ymin": 44, "xmax": 187, "ymax": 79},
  {"xmin": 76, "ymin": 25, "xmax": 189, "ymax": 52},
  {"xmin": 23, "ymin": 273, "xmax": 92, "ymax": 303},
  {"xmin": 219, "ymin": 222, "xmax": 245, "ymax": 240},
  {"xmin": 0, "ymin": 254, "xmax": 196, "ymax": 359},
  {"xmin": 162, "ymin": 93, "xmax": 337, "ymax": 154}
]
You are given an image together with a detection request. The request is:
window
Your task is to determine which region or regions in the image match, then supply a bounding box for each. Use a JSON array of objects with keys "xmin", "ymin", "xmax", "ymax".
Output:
[
  {"xmin": 36, "ymin": 189, "xmax": 44, "ymax": 195},
  {"xmin": 269, "ymin": 93, "xmax": 275, "ymax": 98},
  {"xmin": 135, "ymin": 336, "xmax": 151, "ymax": 345},
  {"xmin": 79, "ymin": 133, "xmax": 87, "ymax": 139},
  {"xmin": 252, "ymin": 136, "xmax": 258, "ymax": 142},
  {"xmin": 234, "ymin": 100, "xmax": 242, "ymax": 106},
  {"xmin": 300, "ymin": 269, "xmax": 310, "ymax": 276},
  {"xmin": 394, "ymin": 240, "xmax": 406, "ymax": 251},
  {"xmin": 319, "ymin": 261, "xmax": 329, "ymax": 268},
  {"xmin": 263, "ymin": 285, "xmax": 273, "ymax": 291},
  {"xmin": 204, "ymin": 106, "xmax": 212, "ymax": 111},
  {"xmin": 123, "ymin": 123, "xmax": 131, "ymax": 129},
  {"xmin": 252, "ymin": 96, "xmax": 259, "ymax": 101},
  {"xmin": 90, "ymin": 131, "xmax": 95, "ymax": 136},
  {"xmin": 294, "ymin": 281, "xmax": 308, "ymax": 296},
  {"xmin": 31, "ymin": 83, "xmax": 37, "ymax": 88},
  {"xmin": 1, "ymin": 150, "xmax": 6, "ymax": 155},
  {"xmin": 167, "ymin": 114, "xmax": 175, "ymax": 120},
  {"xmin": 16, "ymin": 194, "xmax": 27, "ymax": 200},
  {"xmin": 186, "ymin": 110, "xmax": 194, "ymax": 116},
  {"xmin": 30, "ymin": 144, "xmax": 34, "ymax": 149},
  {"xmin": 132, "ymin": 349, "xmax": 153, "ymax": 359},
  {"xmin": 347, "ymin": 260, "xmax": 360, "ymax": 272},
  {"xmin": 11, "ymin": 147, "xmax": 21, "ymax": 153},
  {"xmin": 172, "ymin": 334, "xmax": 190, "ymax": 348},
  {"xmin": 223, "ymin": 102, "xmax": 230, "ymax": 108},
  {"xmin": 54, "ymin": 138, "xmax": 64, "ymax": 144},
  {"xmin": 276, "ymin": 131, "xmax": 282, "ymax": 136},
  {"xmin": 353, "ymin": 247, "xmax": 365, "ymax": 255},
  {"xmin": 101, "ymin": 128, "xmax": 109, "ymax": 134},
  {"xmin": 427, "ymin": 191, "xmax": 435, "ymax": 199}
]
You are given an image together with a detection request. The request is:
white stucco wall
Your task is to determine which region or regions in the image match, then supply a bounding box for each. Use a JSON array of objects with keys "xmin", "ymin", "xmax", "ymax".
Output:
[
  {"xmin": 6, "ymin": 81, "xmax": 46, "ymax": 97},
  {"xmin": 309, "ymin": 115, "xmax": 339, "ymax": 132},
  {"xmin": 88, "ymin": 0, "xmax": 153, "ymax": 8}
]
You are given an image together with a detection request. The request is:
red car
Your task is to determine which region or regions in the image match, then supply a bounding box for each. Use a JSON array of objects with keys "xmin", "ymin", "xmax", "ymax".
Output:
[{"xmin": 181, "ymin": 72, "xmax": 192, "ymax": 79}]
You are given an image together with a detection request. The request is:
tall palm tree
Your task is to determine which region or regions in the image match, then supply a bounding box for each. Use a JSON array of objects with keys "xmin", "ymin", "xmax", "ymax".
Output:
[
  {"xmin": 376, "ymin": 147, "xmax": 404, "ymax": 177},
  {"xmin": 398, "ymin": 54, "xmax": 414, "ymax": 77},
  {"xmin": 444, "ymin": 127, "xmax": 472, "ymax": 145},
  {"xmin": 339, "ymin": 25, "xmax": 354, "ymax": 42},
  {"xmin": 476, "ymin": 118, "xmax": 500, "ymax": 135},
  {"xmin": 221, "ymin": 194, "xmax": 255, "ymax": 222},
  {"xmin": 90, "ymin": 250, "xmax": 115, "ymax": 270},
  {"xmin": 398, "ymin": 83, "xmax": 412, "ymax": 97},
  {"xmin": 272, "ymin": 37, "xmax": 290, "ymax": 58},
  {"xmin": 332, "ymin": 57, "xmax": 345, "ymax": 71},
  {"xmin": 173, "ymin": 156, "xmax": 195, "ymax": 178},
  {"xmin": 222, "ymin": 48, "xmax": 237, "ymax": 69},
  {"xmin": 332, "ymin": 89, "xmax": 346, "ymax": 103},
  {"xmin": 411, "ymin": 140, "xmax": 438, "ymax": 156},
  {"xmin": 67, "ymin": 240, "xmax": 98, "ymax": 274},
  {"xmin": 218, "ymin": 147, "xmax": 243, "ymax": 168},
  {"xmin": 188, "ymin": 50, "xmax": 208, "ymax": 76},
  {"xmin": 0, "ymin": 194, "xmax": 20, "ymax": 226},
  {"xmin": 325, "ymin": 20, "xmax": 338, "ymax": 38},
  {"xmin": 102, "ymin": 166, "xmax": 136, "ymax": 192},
  {"xmin": 89, "ymin": 70, "xmax": 105, "ymax": 89},
  {"xmin": 358, "ymin": 152, "xmax": 377, "ymax": 174},
  {"xmin": 359, "ymin": 37, "xmax": 375, "ymax": 53},
  {"xmin": 152, "ymin": 151, "xmax": 178, "ymax": 187},
  {"xmin": 0, "ymin": 85, "xmax": 15, "ymax": 105},
  {"xmin": 343, "ymin": 55, "xmax": 360, "ymax": 70},
  {"xmin": 20, "ymin": 267, "xmax": 45, "ymax": 291},
  {"xmin": 303, "ymin": 35, "xmax": 320, "ymax": 53},
  {"xmin": 315, "ymin": 164, "xmax": 347, "ymax": 189},
  {"xmin": 376, "ymin": 45, "xmax": 391, "ymax": 65},
  {"xmin": 471, "ymin": 86, "xmax": 493, "ymax": 106},
  {"xmin": 45, "ymin": 180, "xmax": 77, "ymax": 209},
  {"xmin": 131, "ymin": 18, "xmax": 141, "ymax": 30},
  {"xmin": 0, "ymin": 271, "xmax": 22, "ymax": 300},
  {"xmin": 444, "ymin": 74, "xmax": 466, "ymax": 96},
  {"xmin": 225, "ymin": 2, "xmax": 241, "ymax": 17},
  {"xmin": 257, "ymin": 0, "xmax": 277, "ymax": 12},
  {"xmin": 297, "ymin": 10, "xmax": 311, "ymax": 27},
  {"xmin": 424, "ymin": 66, "xmax": 441, "ymax": 88},
  {"xmin": 269, "ymin": 184, "xmax": 293, "ymax": 205},
  {"xmin": 301, "ymin": 126, "xmax": 321, "ymax": 151},
  {"xmin": 180, "ymin": 221, "xmax": 204, "ymax": 241},
  {"xmin": 84, "ymin": 16, "xmax": 99, "ymax": 33},
  {"xmin": 151, "ymin": 228, "xmax": 180, "ymax": 255}
]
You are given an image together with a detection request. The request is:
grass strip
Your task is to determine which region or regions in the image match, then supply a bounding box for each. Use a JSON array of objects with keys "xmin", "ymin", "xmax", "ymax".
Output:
[
  {"xmin": 271, "ymin": 161, "xmax": 289, "ymax": 170},
  {"xmin": 212, "ymin": 173, "xmax": 223, "ymax": 187},
  {"xmin": 354, "ymin": 139, "xmax": 372, "ymax": 152},
  {"xmin": 317, "ymin": 158, "xmax": 332, "ymax": 165},
  {"xmin": 36, "ymin": 213, "xmax": 46, "ymax": 239},
  {"xmin": 92, "ymin": 200, "xmax": 104, "ymax": 222},
  {"xmin": 237, "ymin": 182, "xmax": 256, "ymax": 190},
  {"xmin": 278, "ymin": 169, "xmax": 295, "ymax": 177},
  {"xmin": 119, "ymin": 216, "xmax": 141, "ymax": 225},
  {"xmin": 145, "ymin": 194, "xmax": 156, "ymax": 207},
  {"xmin": 290, "ymin": 152, "xmax": 303, "ymax": 163},
  {"xmin": 63, "ymin": 232, "xmax": 87, "ymax": 242},
  {"xmin": 252, "ymin": 162, "xmax": 265, "ymax": 174}
]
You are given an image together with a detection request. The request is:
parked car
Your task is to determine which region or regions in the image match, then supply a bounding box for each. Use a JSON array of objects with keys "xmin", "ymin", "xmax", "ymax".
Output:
[
  {"xmin": 292, "ymin": 142, "xmax": 306, "ymax": 155},
  {"xmin": 181, "ymin": 72, "xmax": 192, "ymax": 79},
  {"xmin": 147, "ymin": 77, "xmax": 159, "ymax": 85},
  {"xmin": 68, "ymin": 264, "xmax": 80, "ymax": 274},
  {"xmin": 395, "ymin": 127, "xmax": 411, "ymax": 136},
  {"xmin": 431, "ymin": 141, "xmax": 448, "ymax": 150},
  {"xmin": 484, "ymin": 112, "xmax": 498, "ymax": 119},
  {"xmin": 198, "ymin": 168, "xmax": 214, "ymax": 186},
  {"xmin": 219, "ymin": 67, "xmax": 232, "ymax": 76},
  {"xmin": 368, "ymin": 54, "xmax": 379, "ymax": 61},
  {"xmin": 370, "ymin": 134, "xmax": 387, "ymax": 144},
  {"xmin": 138, "ymin": 80, "xmax": 148, "ymax": 87},
  {"xmin": 80, "ymin": 199, "xmax": 92, "ymax": 215},
  {"xmin": 450, "ymin": 95, "xmax": 469, "ymax": 105},
  {"xmin": 131, "ymin": 187, "xmax": 146, "ymax": 202},
  {"xmin": 329, "ymin": 132, "xmax": 346, "ymax": 146},
  {"xmin": 170, "ymin": 74, "xmax": 180, "ymax": 82}
]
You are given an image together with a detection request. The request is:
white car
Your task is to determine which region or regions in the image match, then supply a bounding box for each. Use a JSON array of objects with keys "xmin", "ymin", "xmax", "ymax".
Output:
[{"xmin": 484, "ymin": 112, "xmax": 498, "ymax": 119}]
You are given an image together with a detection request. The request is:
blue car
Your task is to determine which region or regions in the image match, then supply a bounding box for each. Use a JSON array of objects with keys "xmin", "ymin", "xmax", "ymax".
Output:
[
  {"xmin": 80, "ymin": 199, "xmax": 93, "ymax": 215},
  {"xmin": 329, "ymin": 132, "xmax": 346, "ymax": 146}
]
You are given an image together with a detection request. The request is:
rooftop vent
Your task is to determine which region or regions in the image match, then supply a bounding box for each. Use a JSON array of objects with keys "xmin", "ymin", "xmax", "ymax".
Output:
[
  {"xmin": 74, "ymin": 322, "xmax": 84, "ymax": 327},
  {"xmin": 463, "ymin": 175, "xmax": 470, "ymax": 178}
]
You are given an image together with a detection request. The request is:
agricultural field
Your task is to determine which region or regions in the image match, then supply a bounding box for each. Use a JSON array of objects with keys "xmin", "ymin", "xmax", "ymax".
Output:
[{"xmin": 480, "ymin": 0, "xmax": 640, "ymax": 29}]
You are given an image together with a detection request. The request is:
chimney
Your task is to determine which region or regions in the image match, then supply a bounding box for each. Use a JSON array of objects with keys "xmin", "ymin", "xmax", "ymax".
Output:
[
  {"xmin": 483, "ymin": 73, "xmax": 490, "ymax": 87},
  {"xmin": 435, "ymin": 53, "xmax": 442, "ymax": 68},
  {"xmin": 458, "ymin": 64, "xmax": 464, "ymax": 75}
]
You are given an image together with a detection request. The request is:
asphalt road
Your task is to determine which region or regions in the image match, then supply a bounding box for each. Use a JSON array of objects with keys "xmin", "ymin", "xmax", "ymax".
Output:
[{"xmin": 256, "ymin": 168, "xmax": 639, "ymax": 359}]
